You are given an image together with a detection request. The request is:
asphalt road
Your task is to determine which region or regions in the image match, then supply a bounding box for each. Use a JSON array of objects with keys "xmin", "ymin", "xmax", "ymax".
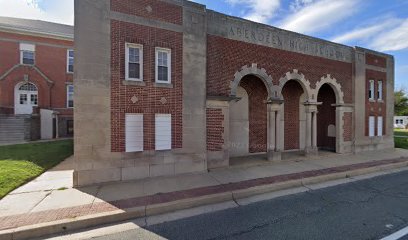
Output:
[{"xmin": 92, "ymin": 170, "xmax": 408, "ymax": 240}]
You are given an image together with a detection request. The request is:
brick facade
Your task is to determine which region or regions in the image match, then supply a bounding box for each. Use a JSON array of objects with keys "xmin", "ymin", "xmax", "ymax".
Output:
[
  {"xmin": 365, "ymin": 69, "xmax": 387, "ymax": 136},
  {"xmin": 0, "ymin": 29, "xmax": 74, "ymax": 138},
  {"xmin": 110, "ymin": 20, "xmax": 183, "ymax": 152},
  {"xmin": 282, "ymin": 80, "xmax": 304, "ymax": 150},
  {"xmin": 206, "ymin": 108, "xmax": 224, "ymax": 151},
  {"xmin": 366, "ymin": 53, "xmax": 387, "ymax": 68},
  {"xmin": 239, "ymin": 75, "xmax": 268, "ymax": 153},
  {"xmin": 111, "ymin": 0, "xmax": 183, "ymax": 25},
  {"xmin": 207, "ymin": 35, "xmax": 353, "ymax": 104}
]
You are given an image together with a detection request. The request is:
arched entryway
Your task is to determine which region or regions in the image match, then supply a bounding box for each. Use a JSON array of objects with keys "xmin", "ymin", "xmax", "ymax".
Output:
[
  {"xmin": 14, "ymin": 82, "xmax": 38, "ymax": 115},
  {"xmin": 317, "ymin": 84, "xmax": 336, "ymax": 151},
  {"xmin": 229, "ymin": 75, "xmax": 268, "ymax": 157},
  {"xmin": 282, "ymin": 80, "xmax": 305, "ymax": 151}
]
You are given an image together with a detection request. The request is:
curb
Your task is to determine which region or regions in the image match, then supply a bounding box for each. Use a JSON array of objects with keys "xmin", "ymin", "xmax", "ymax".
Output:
[{"xmin": 1, "ymin": 159, "xmax": 408, "ymax": 240}]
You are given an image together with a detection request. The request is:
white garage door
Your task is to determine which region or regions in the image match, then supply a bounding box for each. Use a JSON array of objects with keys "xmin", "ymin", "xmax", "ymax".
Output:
[
  {"xmin": 377, "ymin": 116, "xmax": 383, "ymax": 136},
  {"xmin": 125, "ymin": 114, "xmax": 143, "ymax": 152},
  {"xmin": 369, "ymin": 116, "xmax": 375, "ymax": 137},
  {"xmin": 155, "ymin": 114, "xmax": 172, "ymax": 150}
]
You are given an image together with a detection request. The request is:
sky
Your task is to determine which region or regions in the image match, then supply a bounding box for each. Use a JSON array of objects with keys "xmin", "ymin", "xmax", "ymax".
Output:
[{"xmin": 0, "ymin": 0, "xmax": 406, "ymax": 90}]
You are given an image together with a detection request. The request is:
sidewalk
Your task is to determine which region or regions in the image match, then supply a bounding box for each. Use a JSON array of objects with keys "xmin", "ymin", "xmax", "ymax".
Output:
[{"xmin": 1, "ymin": 149, "xmax": 408, "ymax": 240}]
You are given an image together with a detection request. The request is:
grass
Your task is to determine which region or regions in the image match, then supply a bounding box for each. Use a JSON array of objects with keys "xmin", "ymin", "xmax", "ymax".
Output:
[
  {"xmin": 395, "ymin": 129, "xmax": 408, "ymax": 137},
  {"xmin": 0, "ymin": 140, "xmax": 73, "ymax": 199},
  {"xmin": 395, "ymin": 129, "xmax": 408, "ymax": 149}
]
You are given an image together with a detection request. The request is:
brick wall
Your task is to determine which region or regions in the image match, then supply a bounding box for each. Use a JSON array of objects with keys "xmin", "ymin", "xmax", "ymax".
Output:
[
  {"xmin": 366, "ymin": 53, "xmax": 387, "ymax": 68},
  {"xmin": 239, "ymin": 75, "xmax": 268, "ymax": 153},
  {"xmin": 343, "ymin": 112, "xmax": 352, "ymax": 142},
  {"xmin": 365, "ymin": 69, "xmax": 387, "ymax": 136},
  {"xmin": 111, "ymin": 0, "xmax": 183, "ymax": 25},
  {"xmin": 317, "ymin": 84, "xmax": 336, "ymax": 149},
  {"xmin": 110, "ymin": 20, "xmax": 183, "ymax": 152},
  {"xmin": 206, "ymin": 108, "xmax": 224, "ymax": 151},
  {"xmin": 282, "ymin": 80, "xmax": 303, "ymax": 150},
  {"xmin": 207, "ymin": 35, "xmax": 353, "ymax": 104}
]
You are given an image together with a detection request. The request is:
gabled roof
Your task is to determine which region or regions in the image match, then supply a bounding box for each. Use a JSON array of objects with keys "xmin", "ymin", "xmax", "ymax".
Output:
[{"xmin": 0, "ymin": 16, "xmax": 73, "ymax": 40}]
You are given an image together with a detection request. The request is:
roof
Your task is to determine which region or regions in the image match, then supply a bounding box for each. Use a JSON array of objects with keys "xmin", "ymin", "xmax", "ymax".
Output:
[{"xmin": 0, "ymin": 16, "xmax": 73, "ymax": 40}]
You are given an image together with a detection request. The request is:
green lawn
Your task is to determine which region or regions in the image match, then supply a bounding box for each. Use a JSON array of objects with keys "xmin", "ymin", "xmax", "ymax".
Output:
[
  {"xmin": 395, "ymin": 129, "xmax": 408, "ymax": 137},
  {"xmin": 395, "ymin": 129, "xmax": 408, "ymax": 149},
  {"xmin": 0, "ymin": 140, "xmax": 73, "ymax": 199}
]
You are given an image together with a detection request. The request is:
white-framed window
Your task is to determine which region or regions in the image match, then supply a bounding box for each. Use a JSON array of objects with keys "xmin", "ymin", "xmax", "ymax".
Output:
[
  {"xmin": 368, "ymin": 80, "xmax": 375, "ymax": 100},
  {"xmin": 155, "ymin": 48, "xmax": 171, "ymax": 83},
  {"xmin": 155, "ymin": 114, "xmax": 172, "ymax": 150},
  {"xmin": 20, "ymin": 43, "xmax": 35, "ymax": 65},
  {"xmin": 125, "ymin": 43, "xmax": 143, "ymax": 81},
  {"xmin": 369, "ymin": 116, "xmax": 375, "ymax": 137},
  {"xmin": 125, "ymin": 114, "xmax": 144, "ymax": 152},
  {"xmin": 378, "ymin": 80, "xmax": 383, "ymax": 100},
  {"xmin": 67, "ymin": 49, "xmax": 74, "ymax": 73},
  {"xmin": 67, "ymin": 85, "xmax": 74, "ymax": 108},
  {"xmin": 377, "ymin": 116, "xmax": 383, "ymax": 136}
]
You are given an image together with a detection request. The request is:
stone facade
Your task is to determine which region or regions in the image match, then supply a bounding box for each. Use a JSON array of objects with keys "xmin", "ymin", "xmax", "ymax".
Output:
[{"xmin": 74, "ymin": 0, "xmax": 395, "ymax": 186}]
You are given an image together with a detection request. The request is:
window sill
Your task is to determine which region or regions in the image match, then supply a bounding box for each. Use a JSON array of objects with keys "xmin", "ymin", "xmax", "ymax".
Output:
[
  {"xmin": 369, "ymin": 99, "xmax": 376, "ymax": 103},
  {"xmin": 122, "ymin": 80, "xmax": 146, "ymax": 86},
  {"xmin": 154, "ymin": 82, "xmax": 173, "ymax": 88}
]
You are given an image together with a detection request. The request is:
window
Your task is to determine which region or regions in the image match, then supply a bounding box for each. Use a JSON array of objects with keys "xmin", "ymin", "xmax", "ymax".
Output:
[
  {"xmin": 155, "ymin": 48, "xmax": 171, "ymax": 83},
  {"xmin": 67, "ymin": 49, "xmax": 74, "ymax": 73},
  {"xmin": 19, "ymin": 94, "xmax": 27, "ymax": 104},
  {"xmin": 125, "ymin": 114, "xmax": 143, "ymax": 152},
  {"xmin": 125, "ymin": 43, "xmax": 143, "ymax": 81},
  {"xmin": 155, "ymin": 114, "xmax": 171, "ymax": 150},
  {"xmin": 20, "ymin": 43, "xmax": 35, "ymax": 65},
  {"xmin": 369, "ymin": 116, "xmax": 375, "ymax": 137},
  {"xmin": 377, "ymin": 116, "xmax": 383, "ymax": 136},
  {"xmin": 368, "ymin": 80, "xmax": 375, "ymax": 100},
  {"xmin": 67, "ymin": 85, "xmax": 74, "ymax": 108},
  {"xmin": 378, "ymin": 80, "xmax": 383, "ymax": 100},
  {"xmin": 30, "ymin": 94, "xmax": 38, "ymax": 105}
]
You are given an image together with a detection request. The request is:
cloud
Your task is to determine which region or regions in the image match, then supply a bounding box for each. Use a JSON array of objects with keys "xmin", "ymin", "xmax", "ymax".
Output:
[
  {"xmin": 331, "ymin": 18, "xmax": 402, "ymax": 44},
  {"xmin": 370, "ymin": 19, "xmax": 408, "ymax": 52},
  {"xmin": 0, "ymin": 0, "xmax": 73, "ymax": 25},
  {"xmin": 279, "ymin": 0, "xmax": 359, "ymax": 34},
  {"xmin": 226, "ymin": 0, "xmax": 280, "ymax": 24}
]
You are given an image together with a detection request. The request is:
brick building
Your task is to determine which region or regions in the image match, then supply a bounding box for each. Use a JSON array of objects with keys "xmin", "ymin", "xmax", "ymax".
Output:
[
  {"xmin": 74, "ymin": 0, "xmax": 395, "ymax": 186},
  {"xmin": 0, "ymin": 17, "xmax": 74, "ymax": 143}
]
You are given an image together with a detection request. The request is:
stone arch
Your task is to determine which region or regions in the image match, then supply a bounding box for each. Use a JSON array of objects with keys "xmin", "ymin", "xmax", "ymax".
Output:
[
  {"xmin": 278, "ymin": 69, "xmax": 312, "ymax": 101},
  {"xmin": 314, "ymin": 74, "xmax": 344, "ymax": 104},
  {"xmin": 230, "ymin": 63, "xmax": 273, "ymax": 98}
]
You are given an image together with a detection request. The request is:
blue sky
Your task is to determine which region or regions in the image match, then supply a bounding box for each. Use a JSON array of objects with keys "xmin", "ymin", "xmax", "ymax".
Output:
[{"xmin": 0, "ymin": 0, "xmax": 406, "ymax": 89}]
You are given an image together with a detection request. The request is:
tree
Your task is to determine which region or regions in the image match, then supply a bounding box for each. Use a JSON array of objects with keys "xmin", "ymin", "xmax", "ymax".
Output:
[{"xmin": 395, "ymin": 89, "xmax": 408, "ymax": 116}]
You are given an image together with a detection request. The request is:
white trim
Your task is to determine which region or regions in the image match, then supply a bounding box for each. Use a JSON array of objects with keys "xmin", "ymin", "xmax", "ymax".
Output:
[
  {"xmin": 125, "ymin": 43, "xmax": 143, "ymax": 81},
  {"xmin": 66, "ymin": 84, "xmax": 74, "ymax": 108},
  {"xmin": 20, "ymin": 43, "xmax": 35, "ymax": 51},
  {"xmin": 378, "ymin": 80, "xmax": 383, "ymax": 101},
  {"xmin": 369, "ymin": 79, "xmax": 375, "ymax": 100},
  {"xmin": 67, "ymin": 49, "xmax": 74, "ymax": 73},
  {"xmin": 155, "ymin": 47, "xmax": 171, "ymax": 84}
]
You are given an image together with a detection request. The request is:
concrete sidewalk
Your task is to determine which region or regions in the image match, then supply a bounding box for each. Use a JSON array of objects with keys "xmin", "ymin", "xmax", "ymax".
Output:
[{"xmin": 1, "ymin": 149, "xmax": 408, "ymax": 240}]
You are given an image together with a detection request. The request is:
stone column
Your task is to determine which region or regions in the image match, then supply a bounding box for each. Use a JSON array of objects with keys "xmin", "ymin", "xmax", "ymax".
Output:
[
  {"xmin": 267, "ymin": 99, "xmax": 283, "ymax": 161},
  {"xmin": 304, "ymin": 104, "xmax": 318, "ymax": 156},
  {"xmin": 312, "ymin": 111, "xmax": 317, "ymax": 148}
]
